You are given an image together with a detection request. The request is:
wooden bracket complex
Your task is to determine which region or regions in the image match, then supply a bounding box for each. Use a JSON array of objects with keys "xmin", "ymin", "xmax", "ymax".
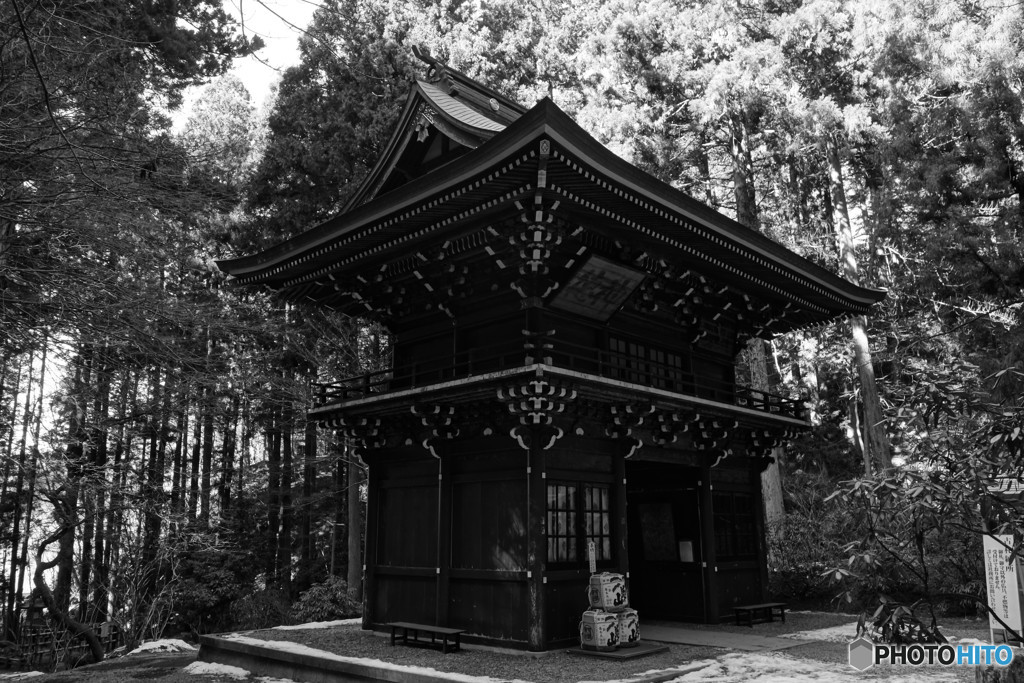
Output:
[
  {"xmin": 322, "ymin": 415, "xmax": 385, "ymax": 456},
  {"xmin": 411, "ymin": 404, "xmax": 459, "ymax": 458},
  {"xmin": 498, "ymin": 379, "xmax": 576, "ymax": 451},
  {"xmin": 605, "ymin": 402, "xmax": 654, "ymax": 458}
]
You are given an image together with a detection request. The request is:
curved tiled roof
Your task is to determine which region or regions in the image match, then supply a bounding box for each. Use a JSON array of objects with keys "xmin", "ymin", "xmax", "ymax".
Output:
[
  {"xmin": 219, "ymin": 98, "xmax": 885, "ymax": 332},
  {"xmin": 418, "ymin": 81, "xmax": 506, "ymax": 133}
]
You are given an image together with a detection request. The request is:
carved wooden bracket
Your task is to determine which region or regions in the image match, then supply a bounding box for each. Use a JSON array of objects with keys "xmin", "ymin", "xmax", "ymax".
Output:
[
  {"xmin": 508, "ymin": 218, "xmax": 563, "ymax": 299},
  {"xmin": 605, "ymin": 402, "xmax": 654, "ymax": 458},
  {"xmin": 693, "ymin": 418, "xmax": 738, "ymax": 467},
  {"xmin": 746, "ymin": 426, "xmax": 799, "ymax": 467},
  {"xmin": 411, "ymin": 404, "xmax": 459, "ymax": 458},
  {"xmin": 649, "ymin": 409, "xmax": 700, "ymax": 446},
  {"xmin": 322, "ymin": 415, "xmax": 385, "ymax": 455},
  {"xmin": 498, "ymin": 379, "xmax": 576, "ymax": 451}
]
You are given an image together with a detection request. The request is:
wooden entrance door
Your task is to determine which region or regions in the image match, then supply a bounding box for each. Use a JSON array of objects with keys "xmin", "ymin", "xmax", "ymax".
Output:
[{"xmin": 626, "ymin": 485, "xmax": 705, "ymax": 621}]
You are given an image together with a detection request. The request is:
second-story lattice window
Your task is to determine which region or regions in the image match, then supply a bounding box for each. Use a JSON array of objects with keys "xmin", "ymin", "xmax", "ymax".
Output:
[{"xmin": 609, "ymin": 337, "xmax": 690, "ymax": 391}]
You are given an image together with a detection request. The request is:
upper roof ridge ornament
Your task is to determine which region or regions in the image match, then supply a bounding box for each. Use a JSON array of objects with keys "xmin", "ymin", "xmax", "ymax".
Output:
[{"xmin": 412, "ymin": 45, "xmax": 457, "ymax": 94}]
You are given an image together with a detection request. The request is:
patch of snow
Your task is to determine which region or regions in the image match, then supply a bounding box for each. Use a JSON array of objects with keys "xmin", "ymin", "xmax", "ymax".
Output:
[
  {"xmin": 271, "ymin": 618, "xmax": 361, "ymax": 631},
  {"xmin": 578, "ymin": 662, "xmax": 710, "ymax": 683},
  {"xmin": 256, "ymin": 678, "xmax": 298, "ymax": 683},
  {"xmin": 184, "ymin": 661, "xmax": 251, "ymax": 678},
  {"xmin": 127, "ymin": 638, "xmax": 197, "ymax": 655},
  {"xmin": 0, "ymin": 673, "xmax": 44, "ymax": 680},
  {"xmin": 224, "ymin": 635, "xmax": 533, "ymax": 683},
  {"xmin": 661, "ymin": 652, "xmax": 959, "ymax": 682},
  {"xmin": 779, "ymin": 622, "xmax": 860, "ymax": 643},
  {"xmin": 946, "ymin": 636, "xmax": 990, "ymax": 646}
]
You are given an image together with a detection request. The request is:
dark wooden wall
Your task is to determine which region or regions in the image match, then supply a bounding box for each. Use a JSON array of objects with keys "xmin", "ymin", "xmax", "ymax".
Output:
[{"xmin": 709, "ymin": 464, "xmax": 767, "ymax": 619}]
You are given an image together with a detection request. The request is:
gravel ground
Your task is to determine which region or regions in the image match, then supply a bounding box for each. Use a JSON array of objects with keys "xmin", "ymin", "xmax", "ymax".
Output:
[
  {"xmin": 242, "ymin": 626, "xmax": 719, "ymax": 683},
  {"xmin": 13, "ymin": 612, "xmax": 997, "ymax": 682}
]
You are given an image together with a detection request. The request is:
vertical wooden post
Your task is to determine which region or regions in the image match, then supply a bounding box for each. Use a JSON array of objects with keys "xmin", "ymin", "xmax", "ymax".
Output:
[
  {"xmin": 526, "ymin": 438, "xmax": 547, "ymax": 651},
  {"xmin": 613, "ymin": 453, "xmax": 628, "ymax": 576},
  {"xmin": 753, "ymin": 464, "xmax": 770, "ymax": 602},
  {"xmin": 435, "ymin": 452, "xmax": 452, "ymax": 625},
  {"xmin": 362, "ymin": 458, "xmax": 379, "ymax": 630},
  {"xmin": 699, "ymin": 463, "xmax": 719, "ymax": 623}
]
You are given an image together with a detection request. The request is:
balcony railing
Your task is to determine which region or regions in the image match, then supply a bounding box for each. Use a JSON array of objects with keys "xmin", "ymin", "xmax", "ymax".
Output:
[{"xmin": 314, "ymin": 336, "xmax": 807, "ymax": 421}]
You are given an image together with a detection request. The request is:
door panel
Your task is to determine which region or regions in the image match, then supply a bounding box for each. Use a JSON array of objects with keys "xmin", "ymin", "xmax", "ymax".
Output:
[{"xmin": 627, "ymin": 488, "xmax": 705, "ymax": 621}]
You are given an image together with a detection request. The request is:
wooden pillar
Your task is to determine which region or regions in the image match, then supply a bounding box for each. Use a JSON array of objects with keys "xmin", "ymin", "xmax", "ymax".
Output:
[
  {"xmin": 699, "ymin": 461, "xmax": 719, "ymax": 623},
  {"xmin": 435, "ymin": 452, "xmax": 452, "ymax": 625},
  {"xmin": 526, "ymin": 438, "xmax": 547, "ymax": 651},
  {"xmin": 753, "ymin": 460, "xmax": 770, "ymax": 602},
  {"xmin": 361, "ymin": 460, "xmax": 379, "ymax": 630},
  {"xmin": 614, "ymin": 452, "xmax": 629, "ymax": 576}
]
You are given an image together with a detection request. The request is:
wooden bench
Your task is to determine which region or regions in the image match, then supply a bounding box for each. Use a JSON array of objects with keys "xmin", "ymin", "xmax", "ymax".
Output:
[
  {"xmin": 386, "ymin": 621, "xmax": 465, "ymax": 653},
  {"xmin": 734, "ymin": 602, "xmax": 787, "ymax": 627}
]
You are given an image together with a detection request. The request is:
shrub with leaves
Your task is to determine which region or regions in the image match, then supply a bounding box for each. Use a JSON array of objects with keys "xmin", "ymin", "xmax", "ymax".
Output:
[
  {"xmin": 290, "ymin": 576, "xmax": 361, "ymax": 624},
  {"xmin": 769, "ymin": 430, "xmax": 866, "ymax": 605},
  {"xmin": 229, "ymin": 589, "xmax": 292, "ymax": 630},
  {"xmin": 826, "ymin": 364, "xmax": 1024, "ymax": 624},
  {"xmin": 857, "ymin": 597, "xmax": 946, "ymax": 644},
  {"xmin": 172, "ymin": 545, "xmax": 256, "ymax": 636}
]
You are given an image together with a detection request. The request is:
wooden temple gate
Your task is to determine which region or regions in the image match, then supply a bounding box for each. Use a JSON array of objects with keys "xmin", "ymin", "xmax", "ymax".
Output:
[{"xmin": 219, "ymin": 52, "xmax": 885, "ymax": 650}]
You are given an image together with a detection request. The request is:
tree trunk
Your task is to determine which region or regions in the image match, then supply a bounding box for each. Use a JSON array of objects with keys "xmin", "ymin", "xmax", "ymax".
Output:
[
  {"xmin": 826, "ymin": 134, "xmax": 892, "ymax": 472},
  {"xmin": 219, "ymin": 391, "xmax": 239, "ymax": 516},
  {"xmin": 333, "ymin": 439, "xmax": 345, "ymax": 577},
  {"xmin": 728, "ymin": 108, "xmax": 785, "ymax": 525},
  {"xmin": 0, "ymin": 356, "xmax": 24, "ymax": 485},
  {"xmin": 14, "ymin": 337, "xmax": 47, "ymax": 634},
  {"xmin": 171, "ymin": 403, "xmax": 187, "ymax": 519},
  {"xmin": 266, "ymin": 412, "xmax": 281, "ymax": 585},
  {"xmin": 35, "ymin": 523, "xmax": 104, "ymax": 665},
  {"xmin": 56, "ymin": 352, "xmax": 91, "ymax": 614},
  {"xmin": 729, "ymin": 110, "xmax": 759, "ymax": 231},
  {"xmin": 5, "ymin": 346, "xmax": 34, "ymax": 638},
  {"xmin": 748, "ymin": 340, "xmax": 786, "ymax": 528},
  {"xmin": 105, "ymin": 371, "xmax": 137, "ymax": 619},
  {"xmin": 79, "ymin": 345, "xmax": 110, "ymax": 623},
  {"xmin": 237, "ymin": 396, "xmax": 250, "ymax": 511},
  {"xmin": 279, "ymin": 408, "xmax": 293, "ymax": 597},
  {"xmin": 188, "ymin": 396, "xmax": 202, "ymax": 522},
  {"xmin": 298, "ymin": 417, "xmax": 316, "ymax": 593},
  {"xmin": 89, "ymin": 349, "xmax": 111, "ymax": 622},
  {"xmin": 140, "ymin": 367, "xmax": 166, "ymax": 604},
  {"xmin": 693, "ymin": 129, "xmax": 717, "ymax": 207},
  {"xmin": 200, "ymin": 384, "xmax": 214, "ymax": 526}
]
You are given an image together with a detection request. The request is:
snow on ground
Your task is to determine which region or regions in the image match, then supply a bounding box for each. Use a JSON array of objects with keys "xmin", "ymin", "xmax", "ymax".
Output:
[
  {"xmin": 661, "ymin": 652, "xmax": 959, "ymax": 682},
  {"xmin": 779, "ymin": 622, "xmax": 860, "ymax": 643},
  {"xmin": 0, "ymin": 673, "xmax": 44, "ymax": 680},
  {"xmin": 224, "ymin": 634, "xmax": 533, "ymax": 683},
  {"xmin": 578, "ymin": 663, "xmax": 709, "ymax": 683},
  {"xmin": 184, "ymin": 661, "xmax": 251, "ymax": 678},
  {"xmin": 127, "ymin": 638, "xmax": 197, "ymax": 655},
  {"xmin": 947, "ymin": 636, "xmax": 988, "ymax": 646},
  {"xmin": 271, "ymin": 618, "xmax": 361, "ymax": 631}
]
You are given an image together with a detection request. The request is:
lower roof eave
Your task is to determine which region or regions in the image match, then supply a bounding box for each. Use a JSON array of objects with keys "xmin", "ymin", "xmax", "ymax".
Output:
[{"xmin": 309, "ymin": 363, "xmax": 809, "ymax": 431}]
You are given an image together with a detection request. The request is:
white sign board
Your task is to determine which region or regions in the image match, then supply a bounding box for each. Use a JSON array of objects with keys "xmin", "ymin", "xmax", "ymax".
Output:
[
  {"xmin": 588, "ymin": 541, "xmax": 597, "ymax": 575},
  {"xmin": 984, "ymin": 534, "xmax": 1023, "ymax": 644}
]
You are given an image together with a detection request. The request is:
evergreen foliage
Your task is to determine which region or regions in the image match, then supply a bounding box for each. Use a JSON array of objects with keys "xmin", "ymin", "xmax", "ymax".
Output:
[{"xmin": 1, "ymin": 0, "xmax": 1023, "ymax": 665}]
